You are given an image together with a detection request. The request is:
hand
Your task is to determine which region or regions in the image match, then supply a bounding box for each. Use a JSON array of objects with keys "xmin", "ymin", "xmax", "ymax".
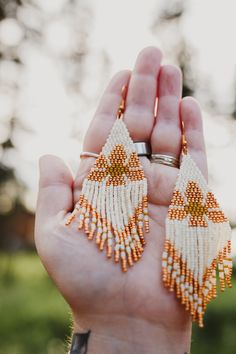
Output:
[{"xmin": 35, "ymin": 47, "xmax": 207, "ymax": 354}]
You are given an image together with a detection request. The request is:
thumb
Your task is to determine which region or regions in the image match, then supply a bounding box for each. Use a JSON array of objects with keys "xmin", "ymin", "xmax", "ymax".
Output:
[{"xmin": 36, "ymin": 155, "xmax": 73, "ymax": 224}]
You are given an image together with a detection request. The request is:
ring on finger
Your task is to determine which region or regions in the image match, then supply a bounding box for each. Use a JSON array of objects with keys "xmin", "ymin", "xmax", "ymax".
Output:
[
  {"xmin": 150, "ymin": 153, "xmax": 179, "ymax": 168},
  {"xmin": 80, "ymin": 152, "xmax": 99, "ymax": 158},
  {"xmin": 80, "ymin": 142, "xmax": 152, "ymax": 159}
]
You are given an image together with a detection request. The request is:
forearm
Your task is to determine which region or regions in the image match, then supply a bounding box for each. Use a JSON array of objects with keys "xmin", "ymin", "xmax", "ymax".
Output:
[{"xmin": 72, "ymin": 314, "xmax": 192, "ymax": 354}]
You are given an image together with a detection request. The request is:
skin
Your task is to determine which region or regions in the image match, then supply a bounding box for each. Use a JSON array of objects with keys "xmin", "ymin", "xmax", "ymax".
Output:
[{"xmin": 35, "ymin": 46, "xmax": 208, "ymax": 354}]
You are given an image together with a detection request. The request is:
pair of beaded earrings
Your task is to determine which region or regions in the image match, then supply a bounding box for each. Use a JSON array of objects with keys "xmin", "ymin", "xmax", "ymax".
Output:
[{"xmin": 66, "ymin": 86, "xmax": 232, "ymax": 327}]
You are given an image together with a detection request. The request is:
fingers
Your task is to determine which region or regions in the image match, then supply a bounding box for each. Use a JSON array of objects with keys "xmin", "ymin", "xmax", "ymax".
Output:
[
  {"xmin": 151, "ymin": 65, "xmax": 182, "ymax": 159},
  {"xmin": 36, "ymin": 155, "xmax": 73, "ymax": 224},
  {"xmin": 180, "ymin": 97, "xmax": 208, "ymax": 180},
  {"xmin": 124, "ymin": 46, "xmax": 162, "ymax": 141},
  {"xmin": 74, "ymin": 47, "xmax": 163, "ymax": 197},
  {"xmin": 83, "ymin": 46, "xmax": 162, "ymax": 152},
  {"xmin": 83, "ymin": 70, "xmax": 131, "ymax": 153}
]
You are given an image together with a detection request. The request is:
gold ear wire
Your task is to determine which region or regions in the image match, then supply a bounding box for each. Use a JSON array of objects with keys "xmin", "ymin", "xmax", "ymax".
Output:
[
  {"xmin": 181, "ymin": 120, "xmax": 188, "ymax": 155},
  {"xmin": 117, "ymin": 85, "xmax": 128, "ymax": 119}
]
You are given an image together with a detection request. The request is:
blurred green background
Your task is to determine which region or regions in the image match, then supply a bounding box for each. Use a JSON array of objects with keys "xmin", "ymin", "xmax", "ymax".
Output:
[
  {"xmin": 0, "ymin": 252, "xmax": 236, "ymax": 354},
  {"xmin": 0, "ymin": 252, "xmax": 70, "ymax": 354},
  {"xmin": 0, "ymin": 0, "xmax": 236, "ymax": 353}
]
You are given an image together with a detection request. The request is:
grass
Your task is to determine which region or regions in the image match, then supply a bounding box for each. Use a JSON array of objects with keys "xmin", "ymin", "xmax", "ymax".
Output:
[
  {"xmin": 0, "ymin": 252, "xmax": 236, "ymax": 354},
  {"xmin": 0, "ymin": 252, "xmax": 71, "ymax": 354}
]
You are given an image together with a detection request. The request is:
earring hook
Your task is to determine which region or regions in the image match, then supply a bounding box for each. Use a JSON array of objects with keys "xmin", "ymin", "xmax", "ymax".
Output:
[
  {"xmin": 117, "ymin": 85, "xmax": 128, "ymax": 119},
  {"xmin": 181, "ymin": 120, "xmax": 188, "ymax": 155}
]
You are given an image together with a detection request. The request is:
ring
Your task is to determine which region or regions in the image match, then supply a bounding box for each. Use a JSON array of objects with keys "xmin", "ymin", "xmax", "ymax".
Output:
[
  {"xmin": 80, "ymin": 152, "xmax": 99, "ymax": 158},
  {"xmin": 80, "ymin": 142, "xmax": 152, "ymax": 159},
  {"xmin": 134, "ymin": 142, "xmax": 151, "ymax": 156},
  {"xmin": 150, "ymin": 153, "xmax": 179, "ymax": 168}
]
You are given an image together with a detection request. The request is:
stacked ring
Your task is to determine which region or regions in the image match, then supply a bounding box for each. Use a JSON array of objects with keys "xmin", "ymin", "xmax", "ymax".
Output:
[{"xmin": 80, "ymin": 143, "xmax": 179, "ymax": 168}]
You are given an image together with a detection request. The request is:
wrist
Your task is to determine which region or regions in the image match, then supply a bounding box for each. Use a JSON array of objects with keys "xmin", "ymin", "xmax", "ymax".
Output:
[{"xmin": 72, "ymin": 313, "xmax": 192, "ymax": 354}]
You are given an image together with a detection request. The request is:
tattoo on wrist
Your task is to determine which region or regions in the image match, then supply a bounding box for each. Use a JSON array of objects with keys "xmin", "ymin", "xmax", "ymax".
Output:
[{"xmin": 68, "ymin": 331, "xmax": 91, "ymax": 354}]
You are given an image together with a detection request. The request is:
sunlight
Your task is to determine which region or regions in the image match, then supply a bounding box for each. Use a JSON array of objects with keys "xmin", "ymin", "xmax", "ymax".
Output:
[{"xmin": 0, "ymin": 0, "xmax": 235, "ymax": 249}]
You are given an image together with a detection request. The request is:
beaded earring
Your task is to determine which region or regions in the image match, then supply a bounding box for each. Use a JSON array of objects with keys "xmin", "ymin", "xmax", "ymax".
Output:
[
  {"xmin": 162, "ymin": 123, "xmax": 232, "ymax": 327},
  {"xmin": 66, "ymin": 86, "xmax": 149, "ymax": 272}
]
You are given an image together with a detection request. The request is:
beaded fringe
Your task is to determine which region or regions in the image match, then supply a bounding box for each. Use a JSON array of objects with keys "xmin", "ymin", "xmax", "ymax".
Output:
[
  {"xmin": 66, "ymin": 118, "xmax": 149, "ymax": 271},
  {"xmin": 162, "ymin": 153, "xmax": 232, "ymax": 327}
]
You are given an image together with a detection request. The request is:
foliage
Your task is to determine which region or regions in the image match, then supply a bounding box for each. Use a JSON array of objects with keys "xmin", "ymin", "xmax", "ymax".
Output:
[{"xmin": 0, "ymin": 252, "xmax": 71, "ymax": 354}]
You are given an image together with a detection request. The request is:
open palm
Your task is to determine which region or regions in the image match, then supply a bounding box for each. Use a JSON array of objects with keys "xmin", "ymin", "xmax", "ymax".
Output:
[{"xmin": 35, "ymin": 47, "xmax": 207, "ymax": 353}]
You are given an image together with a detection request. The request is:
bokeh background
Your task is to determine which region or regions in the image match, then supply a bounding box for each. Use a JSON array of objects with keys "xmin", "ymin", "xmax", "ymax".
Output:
[{"xmin": 0, "ymin": 0, "xmax": 236, "ymax": 353}]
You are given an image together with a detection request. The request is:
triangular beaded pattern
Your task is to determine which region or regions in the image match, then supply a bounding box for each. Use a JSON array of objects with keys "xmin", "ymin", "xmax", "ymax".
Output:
[
  {"xmin": 66, "ymin": 118, "xmax": 149, "ymax": 271},
  {"xmin": 162, "ymin": 153, "xmax": 232, "ymax": 327}
]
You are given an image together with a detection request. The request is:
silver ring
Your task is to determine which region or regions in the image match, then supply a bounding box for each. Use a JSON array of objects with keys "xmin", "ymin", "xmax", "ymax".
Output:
[
  {"xmin": 80, "ymin": 142, "xmax": 152, "ymax": 159},
  {"xmin": 134, "ymin": 142, "xmax": 151, "ymax": 156},
  {"xmin": 150, "ymin": 154, "xmax": 179, "ymax": 168}
]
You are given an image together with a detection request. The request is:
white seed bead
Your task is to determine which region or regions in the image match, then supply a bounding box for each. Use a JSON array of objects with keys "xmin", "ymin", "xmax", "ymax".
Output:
[
  {"xmin": 197, "ymin": 306, "xmax": 202, "ymax": 313},
  {"xmin": 102, "ymin": 233, "xmax": 107, "ymax": 241},
  {"xmin": 115, "ymin": 244, "xmax": 120, "ymax": 251},
  {"xmin": 162, "ymin": 260, "xmax": 167, "ymax": 267},
  {"xmin": 121, "ymin": 251, "xmax": 126, "ymax": 259}
]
